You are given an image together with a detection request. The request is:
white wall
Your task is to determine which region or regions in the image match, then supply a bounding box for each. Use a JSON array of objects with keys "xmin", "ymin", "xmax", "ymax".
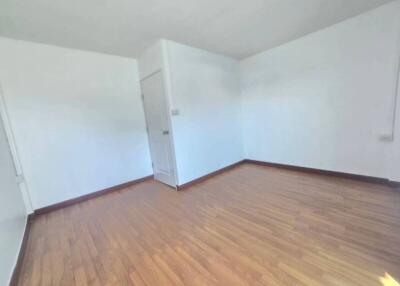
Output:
[
  {"xmin": 390, "ymin": 69, "xmax": 400, "ymax": 181},
  {"xmin": 0, "ymin": 114, "xmax": 27, "ymax": 286},
  {"xmin": 240, "ymin": 1, "xmax": 400, "ymax": 180},
  {"xmin": 166, "ymin": 41, "xmax": 243, "ymax": 184},
  {"xmin": 0, "ymin": 37, "xmax": 153, "ymax": 209}
]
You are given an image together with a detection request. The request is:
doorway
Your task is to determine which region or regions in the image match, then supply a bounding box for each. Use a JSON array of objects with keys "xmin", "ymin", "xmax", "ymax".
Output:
[{"xmin": 141, "ymin": 71, "xmax": 177, "ymax": 187}]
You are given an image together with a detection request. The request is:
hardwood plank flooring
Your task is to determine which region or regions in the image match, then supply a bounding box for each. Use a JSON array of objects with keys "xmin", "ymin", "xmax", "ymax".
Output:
[{"xmin": 18, "ymin": 164, "xmax": 400, "ymax": 285}]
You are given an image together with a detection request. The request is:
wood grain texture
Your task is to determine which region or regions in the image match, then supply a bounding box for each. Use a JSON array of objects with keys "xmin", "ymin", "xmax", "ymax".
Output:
[{"xmin": 17, "ymin": 164, "xmax": 400, "ymax": 286}]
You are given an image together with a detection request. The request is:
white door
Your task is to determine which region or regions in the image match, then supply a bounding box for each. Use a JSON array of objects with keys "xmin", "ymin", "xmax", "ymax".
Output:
[{"xmin": 141, "ymin": 71, "xmax": 176, "ymax": 187}]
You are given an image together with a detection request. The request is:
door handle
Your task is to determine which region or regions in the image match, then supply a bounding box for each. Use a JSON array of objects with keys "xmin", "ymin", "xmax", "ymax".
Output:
[{"xmin": 162, "ymin": 130, "xmax": 169, "ymax": 135}]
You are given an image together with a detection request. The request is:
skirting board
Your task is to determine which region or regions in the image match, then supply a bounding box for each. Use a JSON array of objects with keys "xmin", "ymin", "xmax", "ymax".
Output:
[
  {"xmin": 177, "ymin": 159, "xmax": 400, "ymax": 190},
  {"xmin": 176, "ymin": 160, "xmax": 245, "ymax": 190},
  {"xmin": 24, "ymin": 161, "xmax": 400, "ymax": 215},
  {"xmin": 243, "ymin": 159, "xmax": 400, "ymax": 188},
  {"xmin": 34, "ymin": 175, "xmax": 154, "ymax": 216},
  {"xmin": 9, "ymin": 214, "xmax": 34, "ymax": 286}
]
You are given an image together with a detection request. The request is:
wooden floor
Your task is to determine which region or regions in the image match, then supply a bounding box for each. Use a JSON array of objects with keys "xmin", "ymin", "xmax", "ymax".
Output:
[{"xmin": 18, "ymin": 164, "xmax": 400, "ymax": 286}]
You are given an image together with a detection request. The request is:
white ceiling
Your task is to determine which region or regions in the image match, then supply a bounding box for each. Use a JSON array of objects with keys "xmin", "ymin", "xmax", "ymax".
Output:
[{"xmin": 0, "ymin": 0, "xmax": 394, "ymax": 59}]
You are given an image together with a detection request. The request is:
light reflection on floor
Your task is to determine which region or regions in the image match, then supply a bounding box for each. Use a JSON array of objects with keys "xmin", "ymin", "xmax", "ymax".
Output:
[{"xmin": 380, "ymin": 273, "xmax": 400, "ymax": 286}]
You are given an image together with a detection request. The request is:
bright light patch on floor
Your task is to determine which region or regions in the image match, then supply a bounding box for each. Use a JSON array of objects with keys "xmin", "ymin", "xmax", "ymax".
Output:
[{"xmin": 380, "ymin": 273, "xmax": 400, "ymax": 286}]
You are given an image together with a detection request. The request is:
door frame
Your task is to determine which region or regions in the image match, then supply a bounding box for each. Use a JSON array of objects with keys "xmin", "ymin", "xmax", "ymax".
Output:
[
  {"xmin": 0, "ymin": 83, "xmax": 34, "ymax": 212},
  {"xmin": 140, "ymin": 69, "xmax": 178, "ymax": 188}
]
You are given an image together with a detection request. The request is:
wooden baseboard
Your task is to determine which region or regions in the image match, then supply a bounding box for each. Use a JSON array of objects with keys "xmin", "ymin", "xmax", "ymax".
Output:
[
  {"xmin": 34, "ymin": 175, "xmax": 154, "ymax": 216},
  {"xmin": 176, "ymin": 160, "xmax": 245, "ymax": 190},
  {"xmin": 9, "ymin": 214, "xmax": 34, "ymax": 286},
  {"xmin": 388, "ymin": 181, "xmax": 400, "ymax": 189},
  {"xmin": 27, "ymin": 161, "xmax": 400, "ymax": 215},
  {"xmin": 244, "ymin": 159, "xmax": 400, "ymax": 188},
  {"xmin": 176, "ymin": 159, "xmax": 400, "ymax": 191}
]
